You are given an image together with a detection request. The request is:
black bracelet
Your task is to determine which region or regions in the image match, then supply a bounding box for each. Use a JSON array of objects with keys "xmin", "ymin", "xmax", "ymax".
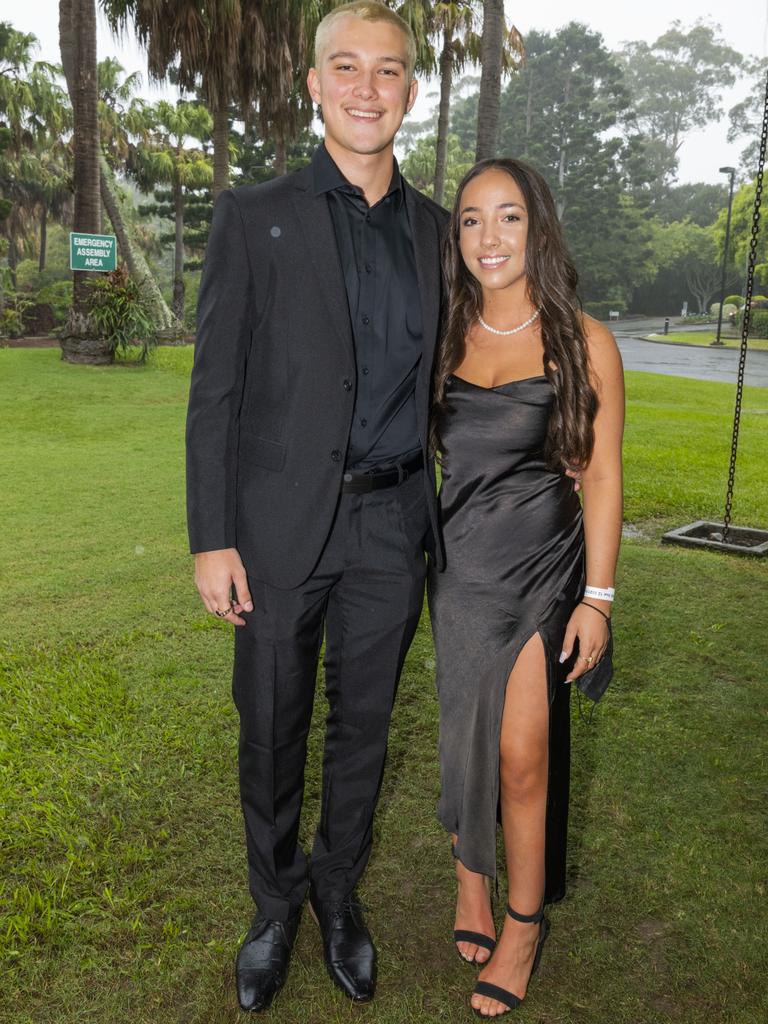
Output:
[{"xmin": 580, "ymin": 600, "xmax": 611, "ymax": 623}]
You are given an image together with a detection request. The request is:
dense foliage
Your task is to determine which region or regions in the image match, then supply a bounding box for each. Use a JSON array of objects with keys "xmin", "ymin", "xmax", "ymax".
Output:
[{"xmin": 0, "ymin": 13, "xmax": 763, "ymax": 337}]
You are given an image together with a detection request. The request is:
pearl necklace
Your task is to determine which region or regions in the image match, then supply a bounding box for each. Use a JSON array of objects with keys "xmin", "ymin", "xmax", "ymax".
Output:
[{"xmin": 478, "ymin": 306, "xmax": 542, "ymax": 336}]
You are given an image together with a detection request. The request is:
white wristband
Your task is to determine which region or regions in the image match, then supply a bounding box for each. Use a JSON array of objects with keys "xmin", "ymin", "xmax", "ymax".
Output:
[{"xmin": 584, "ymin": 585, "xmax": 615, "ymax": 602}]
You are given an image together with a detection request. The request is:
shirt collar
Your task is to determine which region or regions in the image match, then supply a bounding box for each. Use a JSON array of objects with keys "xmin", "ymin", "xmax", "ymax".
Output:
[{"xmin": 311, "ymin": 142, "xmax": 404, "ymax": 208}]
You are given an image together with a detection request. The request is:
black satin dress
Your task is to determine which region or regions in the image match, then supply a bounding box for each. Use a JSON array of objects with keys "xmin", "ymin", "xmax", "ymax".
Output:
[{"xmin": 427, "ymin": 373, "xmax": 585, "ymax": 903}]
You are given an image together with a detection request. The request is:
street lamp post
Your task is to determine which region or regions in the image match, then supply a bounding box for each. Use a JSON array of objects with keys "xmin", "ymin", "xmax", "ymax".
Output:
[{"xmin": 712, "ymin": 166, "xmax": 737, "ymax": 347}]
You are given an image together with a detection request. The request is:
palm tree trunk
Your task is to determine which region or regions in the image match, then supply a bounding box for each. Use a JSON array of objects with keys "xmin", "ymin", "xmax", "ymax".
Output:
[
  {"xmin": 8, "ymin": 235, "xmax": 18, "ymax": 290},
  {"xmin": 39, "ymin": 207, "xmax": 47, "ymax": 272},
  {"xmin": 475, "ymin": 0, "xmax": 505, "ymax": 161},
  {"xmin": 274, "ymin": 134, "xmax": 287, "ymax": 177},
  {"xmin": 433, "ymin": 26, "xmax": 454, "ymax": 208},
  {"xmin": 172, "ymin": 175, "xmax": 185, "ymax": 320},
  {"xmin": 59, "ymin": 0, "xmax": 111, "ymax": 364},
  {"xmin": 212, "ymin": 106, "xmax": 229, "ymax": 200},
  {"xmin": 99, "ymin": 154, "xmax": 180, "ymax": 334}
]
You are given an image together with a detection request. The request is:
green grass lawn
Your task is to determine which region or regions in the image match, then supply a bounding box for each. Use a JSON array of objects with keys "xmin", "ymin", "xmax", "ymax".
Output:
[
  {"xmin": 645, "ymin": 331, "xmax": 768, "ymax": 351},
  {"xmin": 1, "ymin": 346, "xmax": 767, "ymax": 1024}
]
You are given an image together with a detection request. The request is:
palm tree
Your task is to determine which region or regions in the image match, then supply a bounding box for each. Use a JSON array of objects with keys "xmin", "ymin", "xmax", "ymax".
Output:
[
  {"xmin": 102, "ymin": 0, "xmax": 243, "ymax": 197},
  {"xmin": 133, "ymin": 100, "xmax": 213, "ymax": 318},
  {"xmin": 102, "ymin": 1, "xmax": 332, "ymax": 191},
  {"xmin": 431, "ymin": 1, "xmax": 480, "ymax": 206},
  {"xmin": 0, "ymin": 22, "xmax": 70, "ymax": 281},
  {"xmin": 58, "ymin": 0, "xmax": 111, "ymax": 363},
  {"xmin": 475, "ymin": 0, "xmax": 523, "ymax": 160},
  {"xmin": 96, "ymin": 58, "xmax": 180, "ymax": 332}
]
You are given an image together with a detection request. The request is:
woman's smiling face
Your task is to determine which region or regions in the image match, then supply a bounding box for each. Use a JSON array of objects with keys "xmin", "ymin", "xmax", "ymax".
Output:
[{"xmin": 458, "ymin": 168, "xmax": 530, "ymax": 294}]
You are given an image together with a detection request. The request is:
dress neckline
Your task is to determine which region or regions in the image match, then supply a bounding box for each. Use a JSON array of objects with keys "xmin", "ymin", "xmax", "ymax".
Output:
[{"xmin": 449, "ymin": 373, "xmax": 548, "ymax": 391}]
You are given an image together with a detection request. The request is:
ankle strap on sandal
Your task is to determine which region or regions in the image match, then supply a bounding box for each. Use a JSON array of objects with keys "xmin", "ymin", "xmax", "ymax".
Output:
[{"xmin": 506, "ymin": 904, "xmax": 544, "ymax": 924}]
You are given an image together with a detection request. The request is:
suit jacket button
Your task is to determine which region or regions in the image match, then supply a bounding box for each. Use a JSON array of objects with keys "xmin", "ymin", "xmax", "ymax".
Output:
[
  {"xmin": 343, "ymin": 379, "xmax": 352, "ymax": 391},
  {"xmin": 331, "ymin": 449, "xmax": 341, "ymax": 462}
]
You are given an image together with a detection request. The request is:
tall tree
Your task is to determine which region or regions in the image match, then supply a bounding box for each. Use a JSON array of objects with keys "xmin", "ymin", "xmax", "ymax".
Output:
[
  {"xmin": 728, "ymin": 58, "xmax": 768, "ymax": 176},
  {"xmin": 59, "ymin": 0, "xmax": 108, "ymax": 363},
  {"xmin": 464, "ymin": 23, "xmax": 655, "ymax": 303},
  {"xmin": 133, "ymin": 99, "xmax": 212, "ymax": 318},
  {"xmin": 431, "ymin": 2, "xmax": 480, "ymax": 205},
  {"xmin": 617, "ymin": 21, "xmax": 742, "ymax": 191},
  {"xmin": 103, "ymin": 1, "xmax": 328, "ymax": 192},
  {"xmin": 95, "ymin": 58, "xmax": 179, "ymax": 333},
  {"xmin": 475, "ymin": 0, "xmax": 504, "ymax": 160},
  {"xmin": 0, "ymin": 22, "xmax": 70, "ymax": 282}
]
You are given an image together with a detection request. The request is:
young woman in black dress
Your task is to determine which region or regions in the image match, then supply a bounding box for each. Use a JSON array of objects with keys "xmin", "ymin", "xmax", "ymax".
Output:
[{"xmin": 428, "ymin": 159, "xmax": 624, "ymax": 1018}]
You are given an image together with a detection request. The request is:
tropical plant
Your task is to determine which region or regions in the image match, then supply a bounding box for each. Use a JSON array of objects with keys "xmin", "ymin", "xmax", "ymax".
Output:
[
  {"xmin": 0, "ymin": 22, "xmax": 71, "ymax": 285},
  {"xmin": 401, "ymin": 132, "xmax": 474, "ymax": 206},
  {"xmin": 102, "ymin": 1, "xmax": 331, "ymax": 193},
  {"xmin": 87, "ymin": 263, "xmax": 157, "ymax": 360},
  {"xmin": 132, "ymin": 99, "xmax": 213, "ymax": 318}
]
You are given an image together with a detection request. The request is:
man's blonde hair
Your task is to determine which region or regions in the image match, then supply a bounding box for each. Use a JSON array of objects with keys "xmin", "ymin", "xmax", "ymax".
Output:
[{"xmin": 314, "ymin": 1, "xmax": 417, "ymax": 82}]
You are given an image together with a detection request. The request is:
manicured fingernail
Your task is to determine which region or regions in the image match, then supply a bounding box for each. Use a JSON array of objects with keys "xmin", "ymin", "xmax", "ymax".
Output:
[
  {"xmin": 245, "ymin": 602, "xmax": 253, "ymax": 611},
  {"xmin": 559, "ymin": 651, "xmax": 567, "ymax": 663}
]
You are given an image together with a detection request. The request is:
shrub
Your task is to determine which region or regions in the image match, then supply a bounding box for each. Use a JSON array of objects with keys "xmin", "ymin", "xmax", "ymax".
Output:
[
  {"xmin": 22, "ymin": 302, "xmax": 57, "ymax": 335},
  {"xmin": 710, "ymin": 302, "xmax": 738, "ymax": 319},
  {"xmin": 36, "ymin": 281, "xmax": 73, "ymax": 325},
  {"xmin": 745, "ymin": 310, "xmax": 768, "ymax": 338},
  {"xmin": 583, "ymin": 301, "xmax": 625, "ymax": 320},
  {"xmin": 0, "ymin": 294, "xmax": 34, "ymax": 339},
  {"xmin": 87, "ymin": 266, "xmax": 157, "ymax": 362},
  {"xmin": 724, "ymin": 294, "xmax": 743, "ymax": 307}
]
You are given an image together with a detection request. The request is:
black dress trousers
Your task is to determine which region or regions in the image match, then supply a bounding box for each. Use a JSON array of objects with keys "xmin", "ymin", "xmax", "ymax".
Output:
[{"xmin": 232, "ymin": 471, "xmax": 429, "ymax": 921}]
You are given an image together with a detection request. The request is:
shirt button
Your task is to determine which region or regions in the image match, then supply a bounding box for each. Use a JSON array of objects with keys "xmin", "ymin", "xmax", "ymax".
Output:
[
  {"xmin": 361, "ymin": 419, "xmax": 367, "ymax": 427},
  {"xmin": 331, "ymin": 449, "xmax": 341, "ymax": 462},
  {"xmin": 362, "ymin": 315, "xmax": 370, "ymax": 325},
  {"xmin": 364, "ymin": 263, "xmax": 373, "ymax": 273},
  {"xmin": 365, "ymin": 213, "xmax": 371, "ymax": 223},
  {"xmin": 362, "ymin": 366, "xmax": 369, "ymax": 375},
  {"xmin": 343, "ymin": 379, "xmax": 352, "ymax": 391}
]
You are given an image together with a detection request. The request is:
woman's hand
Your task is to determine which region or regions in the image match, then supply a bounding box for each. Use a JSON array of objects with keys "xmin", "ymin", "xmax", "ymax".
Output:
[{"xmin": 559, "ymin": 604, "xmax": 610, "ymax": 681}]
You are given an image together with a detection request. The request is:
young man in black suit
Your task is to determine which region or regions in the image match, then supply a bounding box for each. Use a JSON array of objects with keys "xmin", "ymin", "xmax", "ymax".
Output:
[{"xmin": 186, "ymin": 1, "xmax": 447, "ymax": 1012}]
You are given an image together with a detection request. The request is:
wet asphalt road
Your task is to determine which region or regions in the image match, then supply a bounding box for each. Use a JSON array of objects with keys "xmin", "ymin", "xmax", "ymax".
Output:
[{"xmin": 604, "ymin": 319, "xmax": 768, "ymax": 388}]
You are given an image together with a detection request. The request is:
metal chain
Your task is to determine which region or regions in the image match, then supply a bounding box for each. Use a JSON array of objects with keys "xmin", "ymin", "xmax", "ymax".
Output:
[{"xmin": 723, "ymin": 70, "xmax": 768, "ymax": 541}]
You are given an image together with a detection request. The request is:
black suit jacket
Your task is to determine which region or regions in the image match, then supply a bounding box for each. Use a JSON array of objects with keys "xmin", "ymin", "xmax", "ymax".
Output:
[{"xmin": 186, "ymin": 160, "xmax": 449, "ymax": 589}]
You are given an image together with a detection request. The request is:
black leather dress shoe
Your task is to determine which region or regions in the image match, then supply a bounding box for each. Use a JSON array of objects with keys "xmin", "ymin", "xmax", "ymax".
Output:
[
  {"xmin": 235, "ymin": 910, "xmax": 300, "ymax": 1013},
  {"xmin": 309, "ymin": 887, "xmax": 376, "ymax": 1002}
]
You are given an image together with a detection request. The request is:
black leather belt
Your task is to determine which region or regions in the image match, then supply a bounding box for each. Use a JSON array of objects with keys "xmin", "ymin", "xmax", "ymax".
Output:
[{"xmin": 341, "ymin": 452, "xmax": 423, "ymax": 494}]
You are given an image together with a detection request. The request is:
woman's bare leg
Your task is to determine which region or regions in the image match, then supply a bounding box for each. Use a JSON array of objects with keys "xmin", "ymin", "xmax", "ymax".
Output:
[
  {"xmin": 452, "ymin": 834, "xmax": 495, "ymax": 963},
  {"xmin": 471, "ymin": 633, "xmax": 550, "ymax": 1017}
]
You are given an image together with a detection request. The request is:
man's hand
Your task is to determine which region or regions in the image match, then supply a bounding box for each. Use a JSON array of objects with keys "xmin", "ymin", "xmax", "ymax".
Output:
[{"xmin": 194, "ymin": 548, "xmax": 253, "ymax": 626}]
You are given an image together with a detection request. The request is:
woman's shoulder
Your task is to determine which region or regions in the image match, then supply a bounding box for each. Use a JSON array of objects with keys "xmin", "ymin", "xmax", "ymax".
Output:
[
  {"xmin": 580, "ymin": 312, "xmax": 616, "ymax": 348},
  {"xmin": 579, "ymin": 313, "xmax": 624, "ymax": 383}
]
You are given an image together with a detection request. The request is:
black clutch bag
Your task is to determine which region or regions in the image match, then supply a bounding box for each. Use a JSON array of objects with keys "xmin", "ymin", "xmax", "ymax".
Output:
[{"xmin": 570, "ymin": 619, "xmax": 614, "ymax": 703}]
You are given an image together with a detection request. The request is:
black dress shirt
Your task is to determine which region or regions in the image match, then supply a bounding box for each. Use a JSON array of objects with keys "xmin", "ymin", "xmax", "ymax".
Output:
[{"xmin": 312, "ymin": 144, "xmax": 423, "ymax": 470}]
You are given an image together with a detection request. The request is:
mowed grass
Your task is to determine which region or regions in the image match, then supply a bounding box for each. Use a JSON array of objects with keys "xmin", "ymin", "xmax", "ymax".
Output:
[{"xmin": 1, "ymin": 346, "xmax": 766, "ymax": 1024}]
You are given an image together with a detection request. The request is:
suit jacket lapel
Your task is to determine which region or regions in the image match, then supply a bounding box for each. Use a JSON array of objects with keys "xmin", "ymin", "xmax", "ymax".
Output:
[{"xmin": 290, "ymin": 170, "xmax": 355, "ymax": 363}]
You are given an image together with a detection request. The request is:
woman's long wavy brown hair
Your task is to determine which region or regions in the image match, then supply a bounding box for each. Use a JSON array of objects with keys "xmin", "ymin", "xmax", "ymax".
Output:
[{"xmin": 432, "ymin": 158, "xmax": 597, "ymax": 471}]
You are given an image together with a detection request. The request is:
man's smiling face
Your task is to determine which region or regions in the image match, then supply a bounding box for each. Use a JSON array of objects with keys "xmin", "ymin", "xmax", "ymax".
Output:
[{"xmin": 307, "ymin": 15, "xmax": 417, "ymax": 159}]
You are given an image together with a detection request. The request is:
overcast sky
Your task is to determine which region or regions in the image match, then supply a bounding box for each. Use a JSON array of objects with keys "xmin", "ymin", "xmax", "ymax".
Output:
[{"xmin": 10, "ymin": 0, "xmax": 768, "ymax": 184}]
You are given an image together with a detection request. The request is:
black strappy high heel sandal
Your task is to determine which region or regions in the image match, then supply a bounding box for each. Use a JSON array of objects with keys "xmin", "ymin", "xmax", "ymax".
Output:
[
  {"xmin": 471, "ymin": 903, "xmax": 549, "ymax": 1018},
  {"xmin": 452, "ymin": 844, "xmax": 496, "ymax": 963}
]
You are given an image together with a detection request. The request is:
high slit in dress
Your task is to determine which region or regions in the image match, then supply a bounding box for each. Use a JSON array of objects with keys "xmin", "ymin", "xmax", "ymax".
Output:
[{"xmin": 427, "ymin": 373, "xmax": 585, "ymax": 903}]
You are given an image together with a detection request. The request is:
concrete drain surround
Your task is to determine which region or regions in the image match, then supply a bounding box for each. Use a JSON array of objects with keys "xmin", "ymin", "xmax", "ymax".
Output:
[{"xmin": 662, "ymin": 520, "xmax": 768, "ymax": 556}]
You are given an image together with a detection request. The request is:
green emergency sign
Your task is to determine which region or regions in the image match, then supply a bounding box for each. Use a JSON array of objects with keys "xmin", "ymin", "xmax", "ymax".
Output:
[{"xmin": 69, "ymin": 232, "xmax": 117, "ymax": 272}]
